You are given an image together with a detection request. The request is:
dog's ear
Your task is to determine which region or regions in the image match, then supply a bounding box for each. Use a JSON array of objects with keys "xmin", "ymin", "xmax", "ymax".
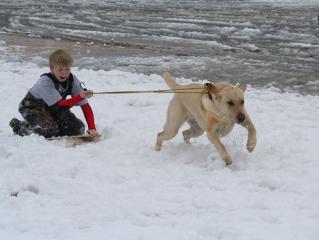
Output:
[
  {"xmin": 204, "ymin": 83, "xmax": 218, "ymax": 95},
  {"xmin": 236, "ymin": 83, "xmax": 247, "ymax": 92}
]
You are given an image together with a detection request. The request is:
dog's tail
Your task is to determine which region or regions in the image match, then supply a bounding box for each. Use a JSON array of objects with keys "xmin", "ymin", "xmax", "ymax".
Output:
[{"xmin": 162, "ymin": 72, "xmax": 181, "ymax": 89}]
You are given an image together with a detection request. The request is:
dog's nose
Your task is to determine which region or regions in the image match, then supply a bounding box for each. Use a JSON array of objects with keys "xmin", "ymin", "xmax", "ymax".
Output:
[{"xmin": 236, "ymin": 113, "xmax": 245, "ymax": 123}]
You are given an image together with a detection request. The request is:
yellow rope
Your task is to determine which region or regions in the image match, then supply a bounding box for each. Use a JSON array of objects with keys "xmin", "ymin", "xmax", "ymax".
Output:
[{"xmin": 93, "ymin": 87, "xmax": 205, "ymax": 95}]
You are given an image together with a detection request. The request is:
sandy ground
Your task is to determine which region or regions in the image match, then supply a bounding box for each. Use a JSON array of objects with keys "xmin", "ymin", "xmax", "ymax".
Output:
[
  {"xmin": 0, "ymin": 33, "xmax": 153, "ymax": 57},
  {"xmin": 1, "ymin": 32, "xmax": 319, "ymax": 95}
]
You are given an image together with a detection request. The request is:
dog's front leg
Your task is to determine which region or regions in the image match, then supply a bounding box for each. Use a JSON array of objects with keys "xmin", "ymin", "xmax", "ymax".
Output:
[
  {"xmin": 207, "ymin": 133, "xmax": 232, "ymax": 165},
  {"xmin": 241, "ymin": 117, "xmax": 257, "ymax": 153}
]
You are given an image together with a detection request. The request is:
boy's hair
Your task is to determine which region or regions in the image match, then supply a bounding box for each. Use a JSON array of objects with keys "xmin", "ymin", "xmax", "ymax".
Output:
[{"xmin": 49, "ymin": 49, "xmax": 73, "ymax": 68}]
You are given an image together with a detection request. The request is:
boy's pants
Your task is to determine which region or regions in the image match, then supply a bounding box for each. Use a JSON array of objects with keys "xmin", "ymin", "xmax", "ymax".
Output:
[{"xmin": 12, "ymin": 93, "xmax": 85, "ymax": 138}]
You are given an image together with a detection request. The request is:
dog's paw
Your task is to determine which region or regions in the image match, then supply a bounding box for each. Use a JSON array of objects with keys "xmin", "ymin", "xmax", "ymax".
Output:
[
  {"xmin": 224, "ymin": 156, "xmax": 232, "ymax": 166},
  {"xmin": 155, "ymin": 145, "xmax": 161, "ymax": 151},
  {"xmin": 246, "ymin": 138, "xmax": 256, "ymax": 152},
  {"xmin": 225, "ymin": 161, "xmax": 232, "ymax": 166},
  {"xmin": 183, "ymin": 136, "xmax": 190, "ymax": 144}
]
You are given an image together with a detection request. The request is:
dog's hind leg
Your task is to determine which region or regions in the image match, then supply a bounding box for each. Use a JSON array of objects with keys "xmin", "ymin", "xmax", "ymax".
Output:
[
  {"xmin": 182, "ymin": 119, "xmax": 204, "ymax": 143},
  {"xmin": 155, "ymin": 97, "xmax": 186, "ymax": 151}
]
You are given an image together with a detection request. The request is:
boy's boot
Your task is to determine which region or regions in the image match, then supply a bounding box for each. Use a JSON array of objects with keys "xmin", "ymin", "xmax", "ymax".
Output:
[{"xmin": 9, "ymin": 118, "xmax": 31, "ymax": 136}]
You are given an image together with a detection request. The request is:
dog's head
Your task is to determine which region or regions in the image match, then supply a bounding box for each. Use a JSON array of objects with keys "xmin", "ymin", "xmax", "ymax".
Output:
[{"xmin": 205, "ymin": 82, "xmax": 247, "ymax": 124}]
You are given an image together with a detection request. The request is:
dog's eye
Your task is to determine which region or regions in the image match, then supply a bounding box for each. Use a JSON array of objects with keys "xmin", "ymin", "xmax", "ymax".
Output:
[
  {"xmin": 227, "ymin": 101, "xmax": 234, "ymax": 106},
  {"xmin": 241, "ymin": 100, "xmax": 244, "ymax": 105}
]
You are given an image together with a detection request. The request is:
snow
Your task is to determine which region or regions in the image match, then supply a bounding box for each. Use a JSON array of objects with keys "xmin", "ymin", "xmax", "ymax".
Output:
[{"xmin": 1, "ymin": 45, "xmax": 319, "ymax": 239}]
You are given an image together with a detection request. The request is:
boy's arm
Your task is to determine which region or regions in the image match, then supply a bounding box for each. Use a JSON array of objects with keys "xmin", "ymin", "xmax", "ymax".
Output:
[
  {"xmin": 58, "ymin": 95, "xmax": 84, "ymax": 107},
  {"xmin": 81, "ymin": 103, "xmax": 96, "ymax": 130},
  {"xmin": 57, "ymin": 90, "xmax": 93, "ymax": 107}
]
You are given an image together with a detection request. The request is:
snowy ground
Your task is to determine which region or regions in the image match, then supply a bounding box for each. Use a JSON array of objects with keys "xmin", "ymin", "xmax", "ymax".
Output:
[{"xmin": 0, "ymin": 41, "xmax": 319, "ymax": 240}]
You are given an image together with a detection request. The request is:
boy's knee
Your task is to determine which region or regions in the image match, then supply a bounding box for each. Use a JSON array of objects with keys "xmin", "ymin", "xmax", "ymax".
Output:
[
  {"xmin": 70, "ymin": 120, "xmax": 85, "ymax": 135},
  {"xmin": 73, "ymin": 119, "xmax": 85, "ymax": 135},
  {"xmin": 56, "ymin": 110, "xmax": 85, "ymax": 136},
  {"xmin": 60, "ymin": 118, "xmax": 85, "ymax": 136}
]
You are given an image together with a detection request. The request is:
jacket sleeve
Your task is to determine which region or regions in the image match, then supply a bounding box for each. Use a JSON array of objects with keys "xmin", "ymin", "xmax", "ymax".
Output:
[
  {"xmin": 81, "ymin": 103, "xmax": 96, "ymax": 130},
  {"xmin": 57, "ymin": 95, "xmax": 84, "ymax": 108}
]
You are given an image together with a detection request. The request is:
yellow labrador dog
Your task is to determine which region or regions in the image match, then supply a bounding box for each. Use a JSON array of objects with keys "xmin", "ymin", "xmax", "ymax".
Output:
[{"xmin": 155, "ymin": 72, "xmax": 257, "ymax": 165}]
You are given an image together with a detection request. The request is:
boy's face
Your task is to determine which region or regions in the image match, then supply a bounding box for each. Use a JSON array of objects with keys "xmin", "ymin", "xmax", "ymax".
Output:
[{"xmin": 51, "ymin": 64, "xmax": 71, "ymax": 82}]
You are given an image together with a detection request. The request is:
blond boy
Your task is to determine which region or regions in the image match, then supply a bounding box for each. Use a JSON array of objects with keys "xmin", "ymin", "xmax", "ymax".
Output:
[{"xmin": 9, "ymin": 49, "xmax": 99, "ymax": 138}]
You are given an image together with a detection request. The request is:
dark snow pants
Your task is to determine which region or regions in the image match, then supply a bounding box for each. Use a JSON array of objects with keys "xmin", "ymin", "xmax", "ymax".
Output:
[{"xmin": 13, "ymin": 93, "xmax": 85, "ymax": 138}]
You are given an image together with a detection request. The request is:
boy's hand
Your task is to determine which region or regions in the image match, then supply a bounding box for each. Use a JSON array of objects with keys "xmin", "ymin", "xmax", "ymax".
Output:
[
  {"xmin": 80, "ymin": 90, "xmax": 94, "ymax": 99},
  {"xmin": 87, "ymin": 129, "xmax": 100, "ymax": 137}
]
